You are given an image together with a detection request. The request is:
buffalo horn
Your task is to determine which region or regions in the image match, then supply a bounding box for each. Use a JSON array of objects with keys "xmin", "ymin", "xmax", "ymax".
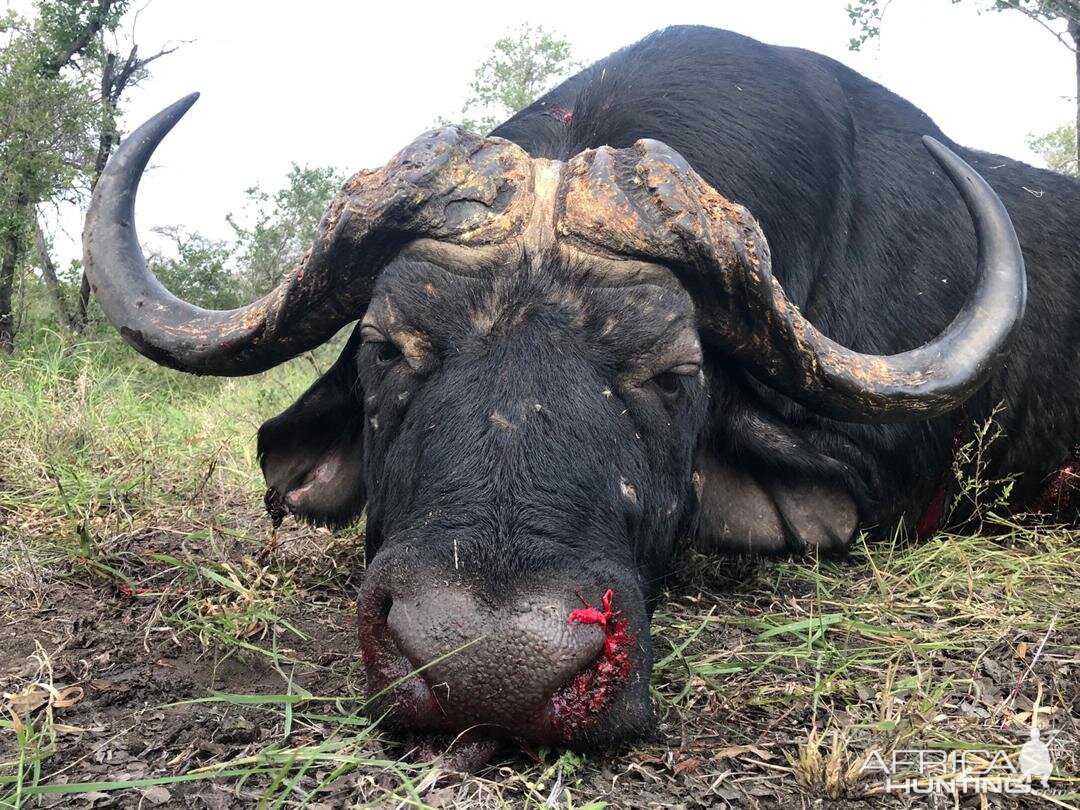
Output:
[
  {"xmin": 83, "ymin": 95, "xmax": 534, "ymax": 375},
  {"xmin": 556, "ymin": 137, "xmax": 1026, "ymax": 422}
]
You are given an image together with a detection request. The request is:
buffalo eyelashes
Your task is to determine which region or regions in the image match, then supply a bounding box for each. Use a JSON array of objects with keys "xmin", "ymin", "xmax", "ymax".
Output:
[
  {"xmin": 648, "ymin": 364, "xmax": 699, "ymax": 400},
  {"xmin": 360, "ymin": 327, "xmax": 403, "ymax": 367},
  {"xmin": 373, "ymin": 341, "xmax": 403, "ymax": 366},
  {"xmin": 651, "ymin": 372, "xmax": 682, "ymax": 396}
]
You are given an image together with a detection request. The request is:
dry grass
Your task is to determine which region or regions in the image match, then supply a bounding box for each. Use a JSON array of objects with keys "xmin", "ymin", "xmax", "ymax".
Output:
[{"xmin": 0, "ymin": 330, "xmax": 1077, "ymax": 808}]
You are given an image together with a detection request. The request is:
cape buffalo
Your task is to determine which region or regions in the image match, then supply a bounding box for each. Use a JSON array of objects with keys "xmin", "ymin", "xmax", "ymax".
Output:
[{"xmin": 83, "ymin": 26, "xmax": 1077, "ymax": 752}]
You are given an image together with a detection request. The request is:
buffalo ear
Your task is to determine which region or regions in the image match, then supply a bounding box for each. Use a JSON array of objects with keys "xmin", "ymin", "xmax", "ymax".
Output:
[
  {"xmin": 691, "ymin": 442, "xmax": 858, "ymax": 556},
  {"xmin": 692, "ymin": 450, "xmax": 788, "ymax": 556},
  {"xmin": 257, "ymin": 332, "xmax": 366, "ymax": 527}
]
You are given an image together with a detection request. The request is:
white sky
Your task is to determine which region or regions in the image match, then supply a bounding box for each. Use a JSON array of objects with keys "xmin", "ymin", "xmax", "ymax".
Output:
[{"xmin": 11, "ymin": 0, "xmax": 1076, "ymax": 271}]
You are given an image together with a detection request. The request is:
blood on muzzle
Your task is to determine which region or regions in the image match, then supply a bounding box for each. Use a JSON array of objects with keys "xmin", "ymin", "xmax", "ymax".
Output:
[{"xmin": 356, "ymin": 578, "xmax": 636, "ymax": 744}]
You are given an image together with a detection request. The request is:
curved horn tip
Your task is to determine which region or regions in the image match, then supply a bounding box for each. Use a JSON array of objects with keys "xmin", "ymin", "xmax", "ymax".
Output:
[
  {"xmin": 162, "ymin": 91, "xmax": 201, "ymax": 122},
  {"xmin": 105, "ymin": 92, "xmax": 201, "ymax": 175},
  {"xmin": 83, "ymin": 89, "xmax": 373, "ymax": 377},
  {"xmin": 127, "ymin": 93, "xmax": 201, "ymax": 142},
  {"xmin": 920, "ymin": 135, "xmax": 970, "ymax": 179}
]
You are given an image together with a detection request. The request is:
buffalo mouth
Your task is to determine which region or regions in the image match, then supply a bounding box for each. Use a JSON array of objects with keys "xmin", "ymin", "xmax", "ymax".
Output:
[{"xmin": 356, "ymin": 582, "xmax": 643, "ymax": 756}]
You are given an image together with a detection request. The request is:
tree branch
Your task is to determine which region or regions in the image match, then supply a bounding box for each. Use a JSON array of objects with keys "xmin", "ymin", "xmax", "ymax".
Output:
[
  {"xmin": 41, "ymin": 0, "xmax": 121, "ymax": 74},
  {"xmin": 109, "ymin": 41, "xmax": 179, "ymax": 103},
  {"xmin": 32, "ymin": 213, "xmax": 75, "ymax": 335}
]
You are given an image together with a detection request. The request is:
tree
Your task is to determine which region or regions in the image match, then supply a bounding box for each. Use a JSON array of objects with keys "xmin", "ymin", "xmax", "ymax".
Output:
[
  {"xmin": 445, "ymin": 23, "xmax": 578, "ymax": 133},
  {"xmin": 146, "ymin": 227, "xmax": 240, "ymax": 310},
  {"xmin": 31, "ymin": 214, "xmax": 76, "ymax": 333},
  {"xmin": 847, "ymin": 2, "xmax": 1080, "ymax": 171},
  {"xmin": 227, "ymin": 164, "xmax": 345, "ymax": 299},
  {"xmin": 0, "ymin": 4, "xmax": 113, "ymax": 352},
  {"xmin": 1027, "ymin": 121, "xmax": 1078, "ymax": 173},
  {"xmin": 0, "ymin": 1, "xmax": 174, "ymax": 353}
]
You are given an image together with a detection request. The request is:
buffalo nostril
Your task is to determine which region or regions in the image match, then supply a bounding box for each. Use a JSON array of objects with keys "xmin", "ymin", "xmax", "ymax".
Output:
[
  {"xmin": 358, "ymin": 588, "xmax": 445, "ymax": 719},
  {"xmin": 380, "ymin": 585, "xmax": 610, "ymax": 728},
  {"xmin": 358, "ymin": 588, "xmax": 393, "ymax": 633},
  {"xmin": 386, "ymin": 588, "xmax": 481, "ymax": 674}
]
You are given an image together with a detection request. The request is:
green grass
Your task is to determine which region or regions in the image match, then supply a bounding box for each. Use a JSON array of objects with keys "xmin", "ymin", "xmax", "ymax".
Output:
[
  {"xmin": 649, "ymin": 528, "xmax": 1079, "ymax": 801},
  {"xmin": 0, "ymin": 327, "xmax": 315, "ymax": 518},
  {"xmin": 1, "ymin": 328, "xmax": 1077, "ymax": 808}
]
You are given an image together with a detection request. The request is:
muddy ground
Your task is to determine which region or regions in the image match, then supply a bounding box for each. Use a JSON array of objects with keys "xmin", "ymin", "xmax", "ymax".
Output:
[{"xmin": 1, "ymin": 506, "xmax": 1076, "ymax": 809}]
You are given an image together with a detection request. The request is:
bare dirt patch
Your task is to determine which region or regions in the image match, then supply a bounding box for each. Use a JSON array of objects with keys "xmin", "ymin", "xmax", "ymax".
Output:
[{"xmin": 2, "ymin": 499, "xmax": 1077, "ymax": 808}]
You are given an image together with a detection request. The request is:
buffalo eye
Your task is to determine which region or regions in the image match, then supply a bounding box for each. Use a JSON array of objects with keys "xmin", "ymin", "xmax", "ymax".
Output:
[
  {"xmin": 374, "ymin": 341, "xmax": 402, "ymax": 366},
  {"xmin": 647, "ymin": 364, "xmax": 700, "ymax": 402},
  {"xmin": 360, "ymin": 325, "xmax": 403, "ymax": 368},
  {"xmin": 652, "ymin": 372, "xmax": 681, "ymax": 396}
]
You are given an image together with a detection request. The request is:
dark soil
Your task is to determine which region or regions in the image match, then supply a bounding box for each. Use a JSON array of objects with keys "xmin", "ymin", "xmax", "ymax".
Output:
[{"xmin": 1, "ymin": 517, "xmax": 1074, "ymax": 809}]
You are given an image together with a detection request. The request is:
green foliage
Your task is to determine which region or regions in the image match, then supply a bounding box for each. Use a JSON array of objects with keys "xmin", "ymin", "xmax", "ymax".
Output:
[
  {"xmin": 947, "ymin": 404, "xmax": 1018, "ymax": 528},
  {"xmin": 847, "ymin": 1, "xmax": 1080, "ymax": 51},
  {"xmin": 0, "ymin": 0, "xmax": 133, "ymax": 225},
  {"xmin": 0, "ymin": 0, "xmax": 132, "ymax": 351},
  {"xmin": 226, "ymin": 163, "xmax": 345, "ymax": 299},
  {"xmin": 845, "ymin": 0, "xmax": 882, "ymax": 50},
  {"xmin": 0, "ymin": 328, "xmax": 332, "ymax": 519},
  {"xmin": 1027, "ymin": 121, "xmax": 1079, "ymax": 174},
  {"xmin": 448, "ymin": 23, "xmax": 578, "ymax": 133},
  {"xmin": 0, "ymin": 11, "xmax": 98, "ymax": 235},
  {"xmin": 147, "ymin": 227, "xmax": 242, "ymax": 310},
  {"xmin": 34, "ymin": 0, "xmax": 130, "ymax": 70}
]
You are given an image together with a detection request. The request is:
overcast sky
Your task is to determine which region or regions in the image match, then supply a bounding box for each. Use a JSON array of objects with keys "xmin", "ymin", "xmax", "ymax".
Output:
[{"xmin": 12, "ymin": 0, "xmax": 1076, "ymax": 270}]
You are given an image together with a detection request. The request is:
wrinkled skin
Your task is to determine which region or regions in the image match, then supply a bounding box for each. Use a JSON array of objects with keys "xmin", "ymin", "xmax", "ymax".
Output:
[
  {"xmin": 261, "ymin": 252, "xmax": 708, "ymax": 744},
  {"xmin": 257, "ymin": 25, "xmax": 1080, "ymax": 748}
]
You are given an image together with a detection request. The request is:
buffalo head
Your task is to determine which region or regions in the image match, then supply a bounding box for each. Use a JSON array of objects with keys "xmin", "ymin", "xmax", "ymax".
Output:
[{"xmin": 83, "ymin": 94, "xmax": 1025, "ymax": 749}]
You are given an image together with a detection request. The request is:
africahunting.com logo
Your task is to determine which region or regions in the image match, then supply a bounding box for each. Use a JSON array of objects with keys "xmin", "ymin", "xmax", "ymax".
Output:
[{"xmin": 860, "ymin": 729, "xmax": 1070, "ymax": 795}]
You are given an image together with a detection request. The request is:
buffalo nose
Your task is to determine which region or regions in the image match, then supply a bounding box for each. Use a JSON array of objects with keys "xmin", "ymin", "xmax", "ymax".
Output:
[
  {"xmin": 362, "ymin": 582, "xmax": 613, "ymax": 735},
  {"xmin": 388, "ymin": 587, "xmax": 605, "ymax": 722}
]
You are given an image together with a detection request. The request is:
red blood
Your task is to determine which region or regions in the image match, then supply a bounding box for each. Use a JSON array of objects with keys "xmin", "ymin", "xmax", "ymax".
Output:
[
  {"xmin": 545, "ymin": 105, "xmax": 573, "ymax": 126},
  {"xmin": 550, "ymin": 589, "xmax": 634, "ymax": 740},
  {"xmin": 915, "ymin": 409, "xmax": 968, "ymax": 539},
  {"xmin": 1027, "ymin": 446, "xmax": 1080, "ymax": 514},
  {"xmin": 567, "ymin": 589, "xmax": 626, "ymax": 659},
  {"xmin": 915, "ymin": 485, "xmax": 948, "ymax": 541}
]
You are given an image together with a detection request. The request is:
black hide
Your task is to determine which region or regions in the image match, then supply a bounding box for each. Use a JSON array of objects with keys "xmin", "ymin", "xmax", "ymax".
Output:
[
  {"xmin": 493, "ymin": 25, "xmax": 1080, "ymax": 534},
  {"xmin": 257, "ymin": 25, "xmax": 1079, "ymax": 745}
]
